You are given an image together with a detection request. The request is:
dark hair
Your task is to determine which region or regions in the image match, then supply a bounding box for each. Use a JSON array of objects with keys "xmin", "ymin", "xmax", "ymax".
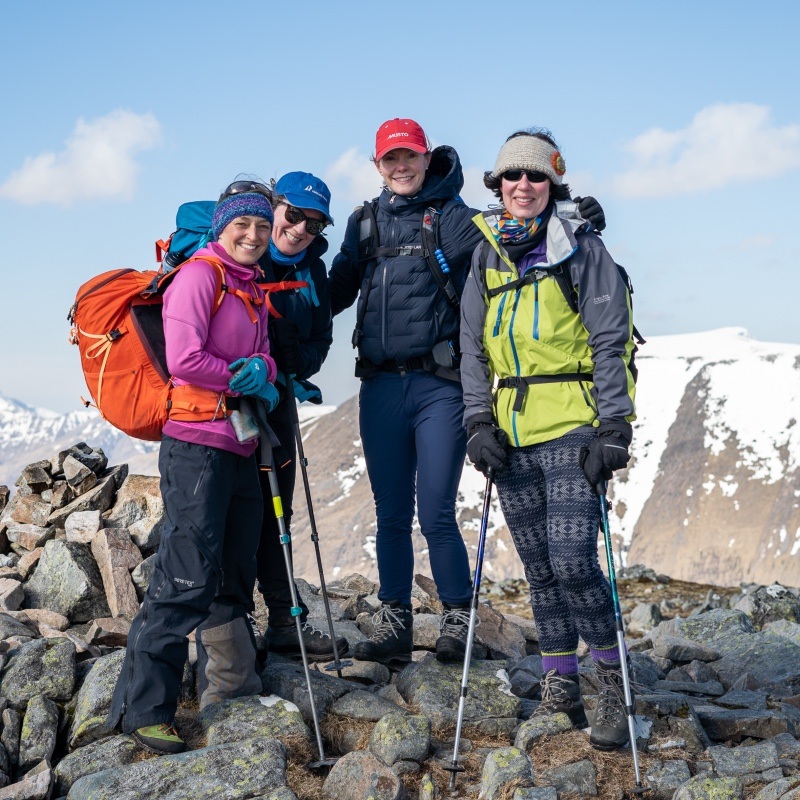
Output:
[{"xmin": 483, "ymin": 128, "xmax": 571, "ymax": 201}]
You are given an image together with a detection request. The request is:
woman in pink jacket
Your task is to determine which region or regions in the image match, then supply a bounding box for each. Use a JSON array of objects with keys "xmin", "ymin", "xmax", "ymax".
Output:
[{"xmin": 108, "ymin": 183, "xmax": 279, "ymax": 754}]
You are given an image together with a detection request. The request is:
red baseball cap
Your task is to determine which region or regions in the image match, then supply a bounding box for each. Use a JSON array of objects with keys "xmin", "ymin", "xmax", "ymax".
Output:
[{"xmin": 374, "ymin": 118, "xmax": 428, "ymax": 161}]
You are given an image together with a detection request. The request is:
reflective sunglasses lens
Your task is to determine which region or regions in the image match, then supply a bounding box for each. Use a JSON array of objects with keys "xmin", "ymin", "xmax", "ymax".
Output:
[
  {"xmin": 502, "ymin": 170, "xmax": 548, "ymax": 183},
  {"xmin": 283, "ymin": 204, "xmax": 327, "ymax": 235},
  {"xmin": 306, "ymin": 219, "xmax": 326, "ymax": 235},
  {"xmin": 221, "ymin": 181, "xmax": 271, "ymax": 200}
]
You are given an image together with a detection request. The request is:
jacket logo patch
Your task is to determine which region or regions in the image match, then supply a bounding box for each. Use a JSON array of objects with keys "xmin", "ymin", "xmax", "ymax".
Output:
[
  {"xmin": 174, "ymin": 577, "xmax": 195, "ymax": 587},
  {"xmin": 593, "ymin": 294, "xmax": 611, "ymax": 304}
]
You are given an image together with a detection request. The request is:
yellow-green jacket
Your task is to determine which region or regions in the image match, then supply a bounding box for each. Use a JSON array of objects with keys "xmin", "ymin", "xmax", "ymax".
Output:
[{"xmin": 459, "ymin": 203, "xmax": 636, "ymax": 447}]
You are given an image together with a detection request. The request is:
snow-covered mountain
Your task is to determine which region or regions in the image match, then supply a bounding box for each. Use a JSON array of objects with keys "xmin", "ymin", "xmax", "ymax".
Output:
[{"xmin": 3, "ymin": 328, "xmax": 799, "ymax": 589}]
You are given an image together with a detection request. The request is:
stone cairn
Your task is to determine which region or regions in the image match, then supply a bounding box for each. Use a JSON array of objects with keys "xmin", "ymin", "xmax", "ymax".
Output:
[{"xmin": 0, "ymin": 443, "xmax": 798, "ymax": 799}]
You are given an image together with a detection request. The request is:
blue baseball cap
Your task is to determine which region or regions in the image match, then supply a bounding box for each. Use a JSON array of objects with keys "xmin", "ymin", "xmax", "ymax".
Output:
[{"xmin": 274, "ymin": 171, "xmax": 333, "ymax": 225}]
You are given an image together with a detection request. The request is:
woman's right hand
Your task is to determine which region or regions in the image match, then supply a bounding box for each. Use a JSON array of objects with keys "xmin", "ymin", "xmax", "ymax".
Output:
[{"xmin": 228, "ymin": 357, "xmax": 278, "ymax": 410}]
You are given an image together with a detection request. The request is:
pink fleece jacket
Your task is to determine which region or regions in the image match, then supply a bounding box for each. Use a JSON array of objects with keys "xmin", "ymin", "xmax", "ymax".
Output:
[{"xmin": 161, "ymin": 242, "xmax": 276, "ymax": 455}]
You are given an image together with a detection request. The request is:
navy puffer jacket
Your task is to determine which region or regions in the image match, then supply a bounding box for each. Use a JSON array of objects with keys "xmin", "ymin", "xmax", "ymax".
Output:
[{"xmin": 329, "ymin": 146, "xmax": 482, "ymax": 366}]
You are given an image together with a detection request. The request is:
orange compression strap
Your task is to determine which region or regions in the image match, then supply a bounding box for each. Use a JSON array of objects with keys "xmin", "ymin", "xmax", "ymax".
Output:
[
  {"xmin": 257, "ymin": 280, "xmax": 309, "ymax": 319},
  {"xmin": 167, "ymin": 384, "xmax": 231, "ymax": 422}
]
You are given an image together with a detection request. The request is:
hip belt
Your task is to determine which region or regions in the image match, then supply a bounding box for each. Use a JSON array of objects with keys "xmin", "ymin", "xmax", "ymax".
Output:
[{"xmin": 496, "ymin": 373, "xmax": 594, "ymax": 412}]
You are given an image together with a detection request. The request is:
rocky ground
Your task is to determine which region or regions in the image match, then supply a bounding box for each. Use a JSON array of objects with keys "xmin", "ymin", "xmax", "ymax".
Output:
[{"xmin": 0, "ymin": 445, "xmax": 799, "ymax": 800}]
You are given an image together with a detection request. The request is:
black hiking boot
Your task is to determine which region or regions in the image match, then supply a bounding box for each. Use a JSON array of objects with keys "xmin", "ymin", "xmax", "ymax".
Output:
[
  {"xmin": 247, "ymin": 613, "xmax": 269, "ymax": 667},
  {"xmin": 435, "ymin": 604, "xmax": 471, "ymax": 663},
  {"xmin": 132, "ymin": 723, "xmax": 186, "ymax": 755},
  {"xmin": 267, "ymin": 620, "xmax": 349, "ymax": 662},
  {"xmin": 352, "ymin": 601, "xmax": 413, "ymax": 668},
  {"xmin": 589, "ymin": 658, "xmax": 634, "ymax": 750},
  {"xmin": 533, "ymin": 670, "xmax": 589, "ymax": 729}
]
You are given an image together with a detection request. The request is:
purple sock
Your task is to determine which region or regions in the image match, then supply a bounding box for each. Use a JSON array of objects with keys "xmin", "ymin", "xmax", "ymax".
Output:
[
  {"xmin": 590, "ymin": 644, "xmax": 621, "ymax": 664},
  {"xmin": 541, "ymin": 652, "xmax": 579, "ymax": 675}
]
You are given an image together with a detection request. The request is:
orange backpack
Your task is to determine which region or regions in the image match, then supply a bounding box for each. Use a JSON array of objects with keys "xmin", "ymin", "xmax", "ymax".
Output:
[{"xmin": 68, "ymin": 255, "xmax": 261, "ymax": 441}]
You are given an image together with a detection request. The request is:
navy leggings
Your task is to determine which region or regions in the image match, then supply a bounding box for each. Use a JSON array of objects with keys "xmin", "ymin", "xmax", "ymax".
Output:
[
  {"xmin": 359, "ymin": 371, "xmax": 472, "ymax": 607},
  {"xmin": 494, "ymin": 427, "xmax": 617, "ymax": 654}
]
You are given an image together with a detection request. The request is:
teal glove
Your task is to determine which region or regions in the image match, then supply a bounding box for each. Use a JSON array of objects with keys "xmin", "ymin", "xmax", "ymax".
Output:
[{"xmin": 228, "ymin": 357, "xmax": 279, "ymax": 411}]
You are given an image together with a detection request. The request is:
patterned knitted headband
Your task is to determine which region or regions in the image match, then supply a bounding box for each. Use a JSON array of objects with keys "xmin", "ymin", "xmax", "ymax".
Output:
[
  {"xmin": 211, "ymin": 192, "xmax": 275, "ymax": 240},
  {"xmin": 491, "ymin": 136, "xmax": 566, "ymax": 185}
]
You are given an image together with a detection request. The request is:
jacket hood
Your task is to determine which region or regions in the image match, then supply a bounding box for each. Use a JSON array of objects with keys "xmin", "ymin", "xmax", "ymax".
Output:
[{"xmin": 379, "ymin": 144, "xmax": 464, "ymax": 211}]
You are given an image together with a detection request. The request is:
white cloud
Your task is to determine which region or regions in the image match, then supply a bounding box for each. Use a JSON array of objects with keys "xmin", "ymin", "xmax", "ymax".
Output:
[
  {"xmin": 735, "ymin": 233, "xmax": 775, "ymax": 252},
  {"xmin": 0, "ymin": 110, "xmax": 162, "ymax": 206},
  {"xmin": 613, "ymin": 103, "xmax": 800, "ymax": 198},
  {"xmin": 324, "ymin": 147, "xmax": 383, "ymax": 207}
]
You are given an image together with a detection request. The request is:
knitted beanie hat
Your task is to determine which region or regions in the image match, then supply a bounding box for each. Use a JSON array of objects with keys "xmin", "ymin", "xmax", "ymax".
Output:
[
  {"xmin": 492, "ymin": 135, "xmax": 567, "ymax": 185},
  {"xmin": 211, "ymin": 192, "xmax": 274, "ymax": 241}
]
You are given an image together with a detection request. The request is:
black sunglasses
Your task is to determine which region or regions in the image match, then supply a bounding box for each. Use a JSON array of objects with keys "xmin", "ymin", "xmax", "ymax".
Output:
[
  {"xmin": 502, "ymin": 170, "xmax": 549, "ymax": 183},
  {"xmin": 281, "ymin": 203, "xmax": 328, "ymax": 236},
  {"xmin": 219, "ymin": 180, "xmax": 273, "ymax": 201}
]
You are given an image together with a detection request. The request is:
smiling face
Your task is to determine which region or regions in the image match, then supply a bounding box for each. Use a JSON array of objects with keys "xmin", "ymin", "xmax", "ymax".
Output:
[
  {"xmin": 216, "ymin": 215, "xmax": 272, "ymax": 264},
  {"xmin": 375, "ymin": 148, "xmax": 432, "ymax": 196},
  {"xmin": 271, "ymin": 202, "xmax": 326, "ymax": 257},
  {"xmin": 501, "ymin": 172, "xmax": 551, "ymax": 219}
]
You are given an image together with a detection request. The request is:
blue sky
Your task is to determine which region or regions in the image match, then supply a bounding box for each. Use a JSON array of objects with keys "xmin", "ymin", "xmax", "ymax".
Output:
[{"xmin": 1, "ymin": 1, "xmax": 799, "ymax": 412}]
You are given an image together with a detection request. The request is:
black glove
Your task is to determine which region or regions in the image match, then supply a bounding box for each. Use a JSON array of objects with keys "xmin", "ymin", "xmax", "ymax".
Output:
[
  {"xmin": 574, "ymin": 196, "xmax": 606, "ymax": 233},
  {"xmin": 580, "ymin": 422, "xmax": 632, "ymax": 488},
  {"xmin": 269, "ymin": 318, "xmax": 302, "ymax": 376},
  {"xmin": 466, "ymin": 413, "xmax": 508, "ymax": 477}
]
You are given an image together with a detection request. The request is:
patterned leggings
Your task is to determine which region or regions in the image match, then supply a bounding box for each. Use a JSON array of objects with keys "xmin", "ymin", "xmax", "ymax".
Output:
[{"xmin": 494, "ymin": 426, "xmax": 617, "ymax": 653}]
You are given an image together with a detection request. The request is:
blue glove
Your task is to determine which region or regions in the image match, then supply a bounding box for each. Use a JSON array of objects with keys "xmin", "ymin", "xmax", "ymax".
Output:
[{"xmin": 228, "ymin": 357, "xmax": 279, "ymax": 411}]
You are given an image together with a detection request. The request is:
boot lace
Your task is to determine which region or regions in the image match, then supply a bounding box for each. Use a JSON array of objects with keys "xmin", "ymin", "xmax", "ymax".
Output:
[
  {"xmin": 157, "ymin": 724, "xmax": 181, "ymax": 739},
  {"xmin": 440, "ymin": 607, "xmax": 474, "ymax": 639},
  {"xmin": 300, "ymin": 620, "xmax": 330, "ymax": 640},
  {"xmin": 594, "ymin": 664, "xmax": 627, "ymax": 726},
  {"xmin": 534, "ymin": 670, "xmax": 576, "ymax": 716},
  {"xmin": 369, "ymin": 605, "xmax": 409, "ymax": 643}
]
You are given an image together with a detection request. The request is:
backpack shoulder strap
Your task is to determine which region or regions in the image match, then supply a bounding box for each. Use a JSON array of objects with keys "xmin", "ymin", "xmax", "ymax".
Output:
[{"xmin": 421, "ymin": 204, "xmax": 459, "ymax": 309}]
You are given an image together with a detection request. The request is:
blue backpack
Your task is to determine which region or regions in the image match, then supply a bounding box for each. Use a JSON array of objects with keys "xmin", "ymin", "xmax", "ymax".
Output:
[{"xmin": 156, "ymin": 200, "xmax": 215, "ymax": 270}]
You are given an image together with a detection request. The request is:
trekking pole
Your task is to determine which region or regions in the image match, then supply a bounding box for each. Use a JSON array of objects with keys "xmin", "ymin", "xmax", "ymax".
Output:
[
  {"xmin": 597, "ymin": 479, "xmax": 648, "ymax": 797},
  {"xmin": 286, "ymin": 384, "xmax": 352, "ymax": 678},
  {"xmin": 259, "ymin": 433, "xmax": 337, "ymax": 771},
  {"xmin": 442, "ymin": 469, "xmax": 493, "ymax": 792}
]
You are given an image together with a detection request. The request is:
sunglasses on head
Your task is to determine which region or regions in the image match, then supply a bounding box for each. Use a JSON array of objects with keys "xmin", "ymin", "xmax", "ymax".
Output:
[
  {"xmin": 220, "ymin": 180, "xmax": 273, "ymax": 201},
  {"xmin": 502, "ymin": 170, "xmax": 549, "ymax": 183},
  {"xmin": 281, "ymin": 203, "xmax": 328, "ymax": 236}
]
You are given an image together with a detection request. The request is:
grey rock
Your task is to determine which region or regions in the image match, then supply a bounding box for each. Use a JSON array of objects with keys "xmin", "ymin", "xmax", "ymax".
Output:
[
  {"xmin": 635, "ymin": 694, "xmax": 711, "ymax": 752},
  {"xmin": 644, "ymin": 759, "xmax": 693, "ymax": 800},
  {"xmin": 329, "ymin": 689, "xmax": 405, "ymax": 722},
  {"xmin": 695, "ymin": 705, "xmax": 797, "ymax": 741},
  {"xmin": 260, "ymin": 789, "xmax": 298, "ymax": 800},
  {"xmin": 62, "ymin": 456, "xmax": 97, "ymax": 493},
  {"xmin": 539, "ymin": 758, "xmax": 597, "ymax": 797},
  {"xmin": 0, "ymin": 637, "xmax": 76, "ymax": 710},
  {"xmin": 23, "ymin": 540, "xmax": 110, "ymax": 622},
  {"xmin": 60, "ymin": 444, "xmax": 108, "ymax": 476},
  {"xmin": 67, "ymin": 649, "xmax": 124, "ymax": 749},
  {"xmin": 733, "ymin": 584, "xmax": 800, "ymax": 629},
  {"xmin": 512, "ymin": 789, "xmax": 557, "ymax": 800},
  {"xmin": 763, "ymin": 619, "xmax": 800, "ymax": 647},
  {"xmin": 771, "ymin": 732, "xmax": 800, "ymax": 758},
  {"xmin": 369, "ymin": 712, "xmax": 430, "ymax": 765},
  {"xmin": 64, "ymin": 511, "xmax": 102, "ymax": 545},
  {"xmin": 68, "ymin": 735, "xmax": 286, "ymax": 800},
  {"xmin": 652, "ymin": 635, "xmax": 721, "ymax": 662},
  {"xmin": 0, "ymin": 761, "xmax": 52, "ymax": 799},
  {"xmin": 628, "ymin": 602, "xmax": 663, "ymax": 635},
  {"xmin": 714, "ymin": 689, "xmax": 769, "ymax": 710},
  {"xmin": 684, "ymin": 659, "xmax": 719, "ymax": 684},
  {"xmin": 322, "ymin": 750, "xmax": 406, "ymax": 800},
  {"xmin": 709, "ymin": 742, "xmax": 779, "ymax": 776},
  {"xmin": 412, "ymin": 613, "xmax": 440, "ymax": 649},
  {"xmin": 105, "ymin": 474, "xmax": 164, "ymax": 550},
  {"xmin": 0, "ymin": 582, "xmax": 25, "ymax": 613},
  {"xmin": 293, "ymin": 579, "xmax": 346, "ymax": 623},
  {"xmin": 9, "ymin": 496, "xmax": 53, "ymax": 529},
  {"xmin": 396, "ymin": 654, "xmax": 519, "ymax": 732},
  {"xmin": 18, "ymin": 695, "xmax": 58, "ymax": 774},
  {"xmin": 479, "ymin": 747, "xmax": 533, "ymax": 800},
  {"xmin": 53, "ymin": 734, "xmax": 139, "ymax": 795},
  {"xmin": 199, "ymin": 694, "xmax": 310, "ymax": 745},
  {"xmin": 15, "ymin": 464, "xmax": 53, "ymax": 495},
  {"xmin": 1, "ymin": 708, "xmax": 20, "ymax": 768},
  {"xmin": 5, "ymin": 523, "xmax": 55, "ymax": 552},
  {"xmin": 672, "ymin": 773, "xmax": 743, "ymax": 799},
  {"xmin": 327, "ymin": 656, "xmax": 388, "ymax": 685},
  {"xmin": 84, "ymin": 617, "xmax": 131, "ymax": 647},
  {"xmin": 475, "ymin": 603, "xmax": 527, "ymax": 661},
  {"xmin": 653, "ymin": 679, "xmax": 724, "ymax": 695},
  {"xmin": 753, "ymin": 776, "xmax": 800, "ymax": 800},
  {"xmin": 47, "ymin": 465, "xmax": 127, "ymax": 530},
  {"xmin": 509, "ymin": 655, "xmax": 543, "ymax": 699},
  {"xmin": 130, "ymin": 554, "xmax": 156, "ymax": 600},
  {"xmin": 514, "ymin": 713, "xmax": 572, "ymax": 751},
  {"xmin": 417, "ymin": 773, "xmax": 438, "ymax": 800}
]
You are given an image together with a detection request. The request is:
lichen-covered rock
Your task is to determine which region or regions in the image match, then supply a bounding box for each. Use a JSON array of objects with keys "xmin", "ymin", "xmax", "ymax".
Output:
[
  {"xmin": 199, "ymin": 695, "xmax": 311, "ymax": 746},
  {"xmin": 369, "ymin": 712, "xmax": 430, "ymax": 765},
  {"xmin": 329, "ymin": 689, "xmax": 405, "ymax": 722},
  {"xmin": 67, "ymin": 649, "xmax": 124, "ymax": 750},
  {"xmin": 672, "ymin": 773, "xmax": 744, "ymax": 799},
  {"xmin": 479, "ymin": 747, "xmax": 533, "ymax": 800},
  {"xmin": 23, "ymin": 540, "xmax": 110, "ymax": 622},
  {"xmin": 733, "ymin": 584, "xmax": 800, "ymax": 629},
  {"xmin": 0, "ymin": 613, "xmax": 38, "ymax": 640},
  {"xmin": 752, "ymin": 776, "xmax": 800, "ymax": 800},
  {"xmin": 68, "ymin": 736, "xmax": 287, "ymax": 800},
  {"xmin": 709, "ymin": 742, "xmax": 779, "ymax": 776},
  {"xmin": 322, "ymin": 750, "xmax": 406, "ymax": 800},
  {"xmin": 539, "ymin": 759, "xmax": 597, "ymax": 797},
  {"xmin": 0, "ymin": 637, "xmax": 76, "ymax": 710},
  {"xmin": 0, "ymin": 708, "xmax": 20, "ymax": 769},
  {"xmin": 514, "ymin": 712, "xmax": 572, "ymax": 751},
  {"xmin": 395, "ymin": 653, "xmax": 520, "ymax": 731},
  {"xmin": 18, "ymin": 695, "xmax": 58, "ymax": 774},
  {"xmin": 53, "ymin": 734, "xmax": 139, "ymax": 795},
  {"xmin": 644, "ymin": 759, "xmax": 693, "ymax": 800},
  {"xmin": 131, "ymin": 554, "xmax": 156, "ymax": 600}
]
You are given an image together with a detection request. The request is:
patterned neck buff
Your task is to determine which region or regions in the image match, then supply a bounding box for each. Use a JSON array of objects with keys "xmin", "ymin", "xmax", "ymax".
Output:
[{"xmin": 490, "ymin": 210, "xmax": 543, "ymax": 244}]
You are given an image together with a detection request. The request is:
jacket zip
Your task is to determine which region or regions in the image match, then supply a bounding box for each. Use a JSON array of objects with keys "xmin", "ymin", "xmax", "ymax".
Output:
[
  {"xmin": 193, "ymin": 449, "xmax": 212, "ymax": 496},
  {"xmin": 532, "ymin": 279, "xmax": 540, "ymax": 341},
  {"xmin": 509, "ymin": 289, "xmax": 523, "ymax": 447}
]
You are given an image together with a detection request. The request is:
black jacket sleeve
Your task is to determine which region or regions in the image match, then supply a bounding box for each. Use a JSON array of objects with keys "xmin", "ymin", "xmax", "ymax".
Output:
[
  {"xmin": 328, "ymin": 209, "xmax": 362, "ymax": 317},
  {"xmin": 296, "ymin": 256, "xmax": 333, "ymax": 381}
]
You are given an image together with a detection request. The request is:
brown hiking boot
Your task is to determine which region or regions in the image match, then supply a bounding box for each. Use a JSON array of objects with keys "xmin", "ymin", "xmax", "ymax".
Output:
[
  {"xmin": 533, "ymin": 670, "xmax": 589, "ymax": 728},
  {"xmin": 589, "ymin": 658, "xmax": 634, "ymax": 750}
]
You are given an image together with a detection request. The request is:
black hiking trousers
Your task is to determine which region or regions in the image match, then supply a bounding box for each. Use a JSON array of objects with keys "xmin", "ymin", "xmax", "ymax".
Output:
[
  {"xmin": 256, "ymin": 397, "xmax": 310, "ymax": 627},
  {"xmin": 107, "ymin": 436, "xmax": 263, "ymax": 733}
]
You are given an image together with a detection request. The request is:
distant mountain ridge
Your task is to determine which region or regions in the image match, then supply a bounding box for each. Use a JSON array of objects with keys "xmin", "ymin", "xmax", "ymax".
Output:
[{"xmin": 2, "ymin": 327, "xmax": 799, "ymax": 589}]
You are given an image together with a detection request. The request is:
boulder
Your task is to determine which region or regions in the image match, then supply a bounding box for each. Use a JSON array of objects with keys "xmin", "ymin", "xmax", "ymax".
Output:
[
  {"xmin": 18, "ymin": 695, "xmax": 58, "ymax": 774},
  {"xmin": 53, "ymin": 734, "xmax": 139, "ymax": 796},
  {"xmin": 199, "ymin": 695, "xmax": 311, "ymax": 746},
  {"xmin": 67, "ymin": 649, "xmax": 124, "ymax": 749},
  {"xmin": 0, "ymin": 638, "xmax": 76, "ymax": 710},
  {"xmin": 369, "ymin": 712, "xmax": 430, "ymax": 765},
  {"xmin": 479, "ymin": 747, "xmax": 533, "ymax": 800},
  {"xmin": 105, "ymin": 474, "xmax": 164, "ymax": 550},
  {"xmin": 322, "ymin": 750, "xmax": 406, "ymax": 800}
]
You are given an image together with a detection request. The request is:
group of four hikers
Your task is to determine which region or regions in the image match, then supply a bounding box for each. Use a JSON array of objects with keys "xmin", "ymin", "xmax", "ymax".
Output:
[{"xmin": 105, "ymin": 118, "xmax": 637, "ymax": 757}]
